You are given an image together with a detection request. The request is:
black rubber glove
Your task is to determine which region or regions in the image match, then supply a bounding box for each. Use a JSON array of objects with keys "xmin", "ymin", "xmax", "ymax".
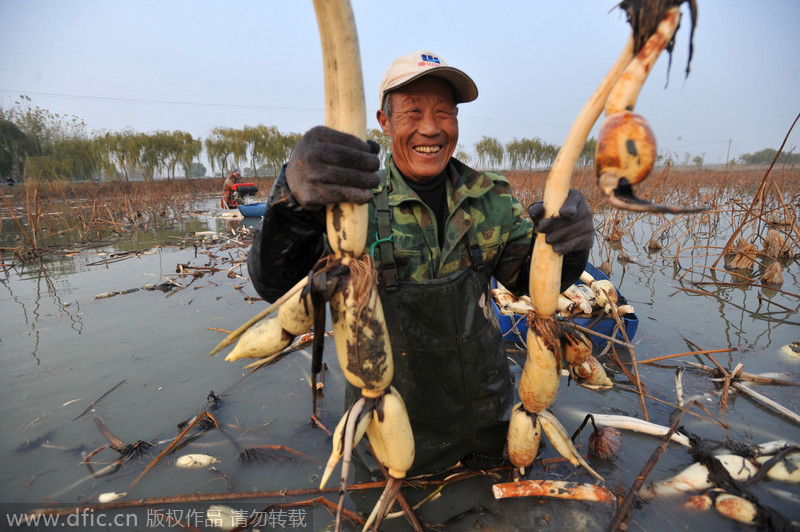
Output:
[
  {"xmin": 527, "ymin": 189, "xmax": 594, "ymax": 255},
  {"xmin": 286, "ymin": 126, "xmax": 380, "ymax": 209}
]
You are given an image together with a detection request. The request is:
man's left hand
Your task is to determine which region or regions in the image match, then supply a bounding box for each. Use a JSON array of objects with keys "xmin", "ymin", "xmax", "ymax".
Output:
[{"xmin": 527, "ymin": 189, "xmax": 594, "ymax": 255}]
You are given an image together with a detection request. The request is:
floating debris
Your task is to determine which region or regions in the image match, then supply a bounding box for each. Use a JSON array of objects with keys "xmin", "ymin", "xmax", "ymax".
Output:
[
  {"xmin": 175, "ymin": 453, "xmax": 219, "ymax": 468},
  {"xmin": 762, "ymin": 261, "xmax": 783, "ymax": 285},
  {"xmin": 686, "ymin": 490, "xmax": 759, "ymax": 525},
  {"xmin": 16, "ymin": 430, "xmax": 57, "ymax": 452},
  {"xmin": 587, "ymin": 413, "xmax": 691, "ymax": 447},
  {"xmin": 177, "ymin": 391, "xmax": 221, "ymax": 431},
  {"xmin": 206, "ymin": 505, "xmax": 240, "ymax": 531},
  {"xmin": 762, "ymin": 228, "xmax": 795, "ymax": 259},
  {"xmin": 93, "ymin": 288, "xmax": 139, "ymax": 299},
  {"xmin": 618, "ymin": 252, "xmax": 635, "ymax": 263},
  {"xmin": 729, "ymin": 238, "xmax": 757, "ymax": 270},
  {"xmin": 589, "ymin": 426, "xmax": 622, "ymax": 459},
  {"xmin": 641, "ymin": 455, "xmax": 756, "ymax": 500},
  {"xmin": 142, "ymin": 283, "xmax": 178, "ymax": 293},
  {"xmin": 94, "ymin": 292, "xmax": 117, "ymax": 300},
  {"xmin": 98, "ymin": 491, "xmax": 126, "ymax": 503},
  {"xmin": 71, "ymin": 380, "xmax": 126, "ymax": 421},
  {"xmin": 236, "ymin": 447, "xmax": 300, "ymax": 465},
  {"xmin": 778, "ymin": 342, "xmax": 800, "ymax": 362},
  {"xmin": 755, "ymin": 450, "xmax": 800, "ymax": 482},
  {"xmin": 492, "ymin": 480, "xmax": 616, "ymax": 503}
]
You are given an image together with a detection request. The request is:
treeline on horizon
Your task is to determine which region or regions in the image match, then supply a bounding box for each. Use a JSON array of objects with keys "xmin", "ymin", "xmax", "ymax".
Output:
[{"xmin": 1, "ymin": 96, "xmax": 797, "ymax": 183}]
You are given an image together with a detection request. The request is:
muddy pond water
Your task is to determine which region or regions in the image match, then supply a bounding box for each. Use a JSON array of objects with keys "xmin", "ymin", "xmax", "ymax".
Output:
[{"xmin": 1, "ymin": 199, "xmax": 799, "ymax": 531}]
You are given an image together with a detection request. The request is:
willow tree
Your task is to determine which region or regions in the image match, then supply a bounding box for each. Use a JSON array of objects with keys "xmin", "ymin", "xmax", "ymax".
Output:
[
  {"xmin": 475, "ymin": 135, "xmax": 505, "ymax": 170},
  {"xmin": 150, "ymin": 130, "xmax": 199, "ymax": 180},
  {"xmin": 97, "ymin": 130, "xmax": 138, "ymax": 181},
  {"xmin": 176, "ymin": 131, "xmax": 202, "ymax": 180},
  {"xmin": 56, "ymin": 137, "xmax": 98, "ymax": 180},
  {"xmin": 578, "ymin": 137, "xmax": 597, "ymax": 167},
  {"xmin": 506, "ymin": 138, "xmax": 525, "ymax": 170},
  {"xmin": 136, "ymin": 133, "xmax": 162, "ymax": 181},
  {"xmin": 243, "ymin": 125, "xmax": 271, "ymax": 178},
  {"xmin": 540, "ymin": 142, "xmax": 559, "ymax": 169},
  {"xmin": 204, "ymin": 135, "xmax": 227, "ymax": 177},
  {"xmin": 204, "ymin": 127, "xmax": 247, "ymax": 177}
]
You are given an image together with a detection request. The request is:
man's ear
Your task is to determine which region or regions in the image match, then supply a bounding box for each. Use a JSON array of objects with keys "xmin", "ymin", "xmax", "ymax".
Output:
[{"xmin": 376, "ymin": 109, "xmax": 391, "ymax": 136}]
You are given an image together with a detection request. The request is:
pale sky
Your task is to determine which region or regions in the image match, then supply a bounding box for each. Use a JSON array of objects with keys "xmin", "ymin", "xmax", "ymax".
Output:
[{"xmin": 1, "ymin": 0, "xmax": 798, "ymax": 167}]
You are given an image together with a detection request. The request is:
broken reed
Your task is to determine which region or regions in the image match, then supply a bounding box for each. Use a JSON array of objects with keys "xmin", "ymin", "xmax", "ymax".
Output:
[{"xmin": 0, "ymin": 175, "xmax": 276, "ymax": 260}]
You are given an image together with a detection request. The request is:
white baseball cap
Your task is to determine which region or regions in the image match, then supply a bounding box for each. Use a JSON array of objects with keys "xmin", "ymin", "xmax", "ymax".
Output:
[{"xmin": 378, "ymin": 51, "xmax": 478, "ymax": 107}]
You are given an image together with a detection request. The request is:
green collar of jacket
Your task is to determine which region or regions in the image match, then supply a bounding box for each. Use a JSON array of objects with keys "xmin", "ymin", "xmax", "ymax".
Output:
[
  {"xmin": 370, "ymin": 156, "xmax": 516, "ymax": 279},
  {"xmin": 375, "ymin": 157, "xmax": 506, "ymax": 210}
]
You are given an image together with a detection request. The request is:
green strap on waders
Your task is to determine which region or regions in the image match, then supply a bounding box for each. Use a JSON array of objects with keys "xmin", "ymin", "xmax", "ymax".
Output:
[
  {"xmin": 374, "ymin": 185, "xmax": 398, "ymax": 290},
  {"xmin": 373, "ymin": 184, "xmax": 486, "ymax": 289}
]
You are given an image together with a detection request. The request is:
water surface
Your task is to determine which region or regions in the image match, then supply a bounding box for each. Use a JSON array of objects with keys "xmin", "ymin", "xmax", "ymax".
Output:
[{"xmin": 1, "ymin": 201, "xmax": 798, "ymax": 530}]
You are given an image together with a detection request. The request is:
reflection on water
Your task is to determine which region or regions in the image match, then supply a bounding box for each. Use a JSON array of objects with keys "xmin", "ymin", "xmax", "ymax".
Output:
[{"xmin": 1, "ymin": 200, "xmax": 798, "ymax": 530}]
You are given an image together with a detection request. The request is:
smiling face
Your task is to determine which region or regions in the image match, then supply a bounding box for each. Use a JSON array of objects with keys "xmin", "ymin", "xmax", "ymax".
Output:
[{"xmin": 377, "ymin": 76, "xmax": 459, "ymax": 182}]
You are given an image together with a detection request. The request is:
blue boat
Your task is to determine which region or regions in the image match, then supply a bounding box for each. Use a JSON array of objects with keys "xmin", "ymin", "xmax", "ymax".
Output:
[
  {"xmin": 238, "ymin": 202, "xmax": 267, "ymax": 217},
  {"xmin": 492, "ymin": 262, "xmax": 638, "ymax": 347}
]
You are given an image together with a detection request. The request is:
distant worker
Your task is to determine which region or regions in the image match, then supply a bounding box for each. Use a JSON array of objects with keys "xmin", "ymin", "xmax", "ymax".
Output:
[{"xmin": 221, "ymin": 168, "xmax": 241, "ymax": 209}]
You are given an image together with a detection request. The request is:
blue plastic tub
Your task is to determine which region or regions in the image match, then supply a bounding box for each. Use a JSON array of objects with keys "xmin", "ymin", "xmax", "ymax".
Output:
[
  {"xmin": 492, "ymin": 263, "xmax": 638, "ymax": 346},
  {"xmin": 237, "ymin": 202, "xmax": 267, "ymax": 217}
]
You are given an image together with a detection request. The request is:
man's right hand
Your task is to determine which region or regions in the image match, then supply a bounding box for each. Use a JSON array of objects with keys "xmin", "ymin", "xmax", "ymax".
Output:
[{"xmin": 286, "ymin": 126, "xmax": 381, "ymax": 209}]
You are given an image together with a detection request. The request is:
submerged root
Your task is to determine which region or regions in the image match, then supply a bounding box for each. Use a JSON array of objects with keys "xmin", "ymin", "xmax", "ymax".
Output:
[
  {"xmin": 320, "ymin": 401, "xmax": 371, "ymax": 489},
  {"xmin": 334, "ymin": 396, "xmax": 378, "ymax": 531},
  {"xmin": 364, "ymin": 476, "xmax": 404, "ymax": 531}
]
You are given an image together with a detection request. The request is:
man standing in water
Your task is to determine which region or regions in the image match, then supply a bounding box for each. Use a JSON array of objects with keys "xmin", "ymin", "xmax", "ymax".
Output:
[
  {"xmin": 221, "ymin": 168, "xmax": 241, "ymax": 209},
  {"xmin": 248, "ymin": 51, "xmax": 594, "ymax": 475}
]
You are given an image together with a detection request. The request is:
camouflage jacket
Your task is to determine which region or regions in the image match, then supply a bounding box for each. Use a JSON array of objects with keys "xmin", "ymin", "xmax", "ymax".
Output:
[
  {"xmin": 367, "ymin": 157, "xmax": 532, "ymax": 289},
  {"xmin": 248, "ymin": 157, "xmax": 587, "ymax": 301}
]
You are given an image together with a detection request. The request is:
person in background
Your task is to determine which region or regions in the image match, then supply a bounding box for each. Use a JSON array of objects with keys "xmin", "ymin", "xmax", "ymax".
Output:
[
  {"xmin": 247, "ymin": 51, "xmax": 594, "ymax": 475},
  {"xmin": 221, "ymin": 168, "xmax": 241, "ymax": 209}
]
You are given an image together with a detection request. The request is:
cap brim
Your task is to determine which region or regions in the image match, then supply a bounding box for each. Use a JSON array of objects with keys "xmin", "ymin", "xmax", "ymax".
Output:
[{"xmin": 387, "ymin": 67, "xmax": 478, "ymax": 104}]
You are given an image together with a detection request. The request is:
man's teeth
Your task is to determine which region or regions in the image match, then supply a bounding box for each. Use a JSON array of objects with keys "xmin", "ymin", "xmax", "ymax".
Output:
[{"xmin": 415, "ymin": 146, "xmax": 440, "ymax": 153}]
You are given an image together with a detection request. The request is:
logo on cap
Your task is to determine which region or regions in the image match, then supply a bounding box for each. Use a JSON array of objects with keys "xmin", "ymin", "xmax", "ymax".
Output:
[{"xmin": 418, "ymin": 53, "xmax": 441, "ymax": 67}]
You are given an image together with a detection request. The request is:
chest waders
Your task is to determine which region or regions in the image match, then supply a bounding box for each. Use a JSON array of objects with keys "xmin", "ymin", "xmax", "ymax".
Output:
[{"xmin": 347, "ymin": 186, "xmax": 513, "ymax": 476}]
